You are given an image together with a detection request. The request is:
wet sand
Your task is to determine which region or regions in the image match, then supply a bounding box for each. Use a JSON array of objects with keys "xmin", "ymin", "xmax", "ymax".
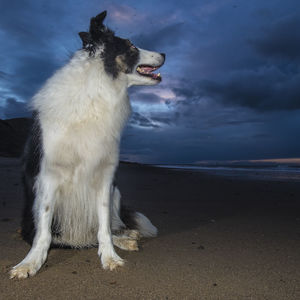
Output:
[{"xmin": 0, "ymin": 157, "xmax": 299, "ymax": 299}]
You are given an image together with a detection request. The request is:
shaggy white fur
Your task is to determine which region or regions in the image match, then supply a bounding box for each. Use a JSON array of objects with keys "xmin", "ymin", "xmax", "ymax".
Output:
[{"xmin": 10, "ymin": 46, "xmax": 164, "ymax": 279}]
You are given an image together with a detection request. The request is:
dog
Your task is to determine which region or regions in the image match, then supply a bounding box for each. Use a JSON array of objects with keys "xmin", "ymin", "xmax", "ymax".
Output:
[{"xmin": 10, "ymin": 10, "xmax": 165, "ymax": 279}]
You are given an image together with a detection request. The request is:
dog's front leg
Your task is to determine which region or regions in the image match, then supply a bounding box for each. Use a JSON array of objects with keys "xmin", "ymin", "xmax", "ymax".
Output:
[
  {"xmin": 10, "ymin": 174, "xmax": 57, "ymax": 279},
  {"xmin": 97, "ymin": 166, "xmax": 124, "ymax": 270}
]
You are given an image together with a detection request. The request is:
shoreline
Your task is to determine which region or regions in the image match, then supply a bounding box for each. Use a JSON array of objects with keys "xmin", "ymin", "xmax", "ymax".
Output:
[{"xmin": 149, "ymin": 163, "xmax": 300, "ymax": 183}]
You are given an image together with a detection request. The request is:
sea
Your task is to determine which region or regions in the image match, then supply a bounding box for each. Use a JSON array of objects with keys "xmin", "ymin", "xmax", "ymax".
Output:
[{"xmin": 153, "ymin": 162, "xmax": 300, "ymax": 182}]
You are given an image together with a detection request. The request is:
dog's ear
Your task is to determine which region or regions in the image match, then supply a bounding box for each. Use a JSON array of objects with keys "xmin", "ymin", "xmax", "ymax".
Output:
[
  {"xmin": 78, "ymin": 32, "xmax": 93, "ymax": 48},
  {"xmin": 80, "ymin": 11, "xmax": 112, "ymax": 50},
  {"xmin": 93, "ymin": 11, "xmax": 107, "ymax": 25},
  {"xmin": 89, "ymin": 11, "xmax": 107, "ymax": 39}
]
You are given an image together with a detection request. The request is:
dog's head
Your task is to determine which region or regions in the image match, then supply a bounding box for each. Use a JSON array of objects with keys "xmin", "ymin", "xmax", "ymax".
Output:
[{"xmin": 79, "ymin": 11, "xmax": 165, "ymax": 86}]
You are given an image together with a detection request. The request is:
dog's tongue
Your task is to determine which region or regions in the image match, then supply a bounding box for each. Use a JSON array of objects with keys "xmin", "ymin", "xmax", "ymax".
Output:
[
  {"xmin": 141, "ymin": 66, "xmax": 155, "ymax": 73},
  {"xmin": 137, "ymin": 65, "xmax": 161, "ymax": 80}
]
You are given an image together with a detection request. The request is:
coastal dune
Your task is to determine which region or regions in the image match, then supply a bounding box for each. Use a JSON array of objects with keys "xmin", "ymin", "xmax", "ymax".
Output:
[{"xmin": 0, "ymin": 157, "xmax": 299, "ymax": 299}]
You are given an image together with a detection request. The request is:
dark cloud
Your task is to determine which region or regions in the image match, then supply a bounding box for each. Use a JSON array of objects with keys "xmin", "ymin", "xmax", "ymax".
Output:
[
  {"xmin": 131, "ymin": 92, "xmax": 162, "ymax": 103},
  {"xmin": 121, "ymin": 109, "xmax": 300, "ymax": 163},
  {"xmin": 2, "ymin": 98, "xmax": 30, "ymax": 119},
  {"xmin": 170, "ymin": 10, "xmax": 300, "ymax": 114},
  {"xmin": 0, "ymin": 1, "xmax": 69, "ymax": 51},
  {"xmin": 10, "ymin": 54, "xmax": 60, "ymax": 100},
  {"xmin": 0, "ymin": 71, "xmax": 9, "ymax": 80},
  {"xmin": 150, "ymin": 115, "xmax": 174, "ymax": 126},
  {"xmin": 131, "ymin": 22, "xmax": 185, "ymax": 51},
  {"xmin": 198, "ymin": 69, "xmax": 300, "ymax": 111},
  {"xmin": 0, "ymin": 1, "xmax": 76, "ymax": 104},
  {"xmin": 173, "ymin": 85, "xmax": 201, "ymax": 100},
  {"xmin": 251, "ymin": 14, "xmax": 300, "ymax": 60},
  {"xmin": 130, "ymin": 112, "xmax": 160, "ymax": 128}
]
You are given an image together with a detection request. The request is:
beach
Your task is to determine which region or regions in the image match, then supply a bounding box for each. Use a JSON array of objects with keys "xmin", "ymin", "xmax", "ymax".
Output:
[{"xmin": 0, "ymin": 157, "xmax": 299, "ymax": 299}]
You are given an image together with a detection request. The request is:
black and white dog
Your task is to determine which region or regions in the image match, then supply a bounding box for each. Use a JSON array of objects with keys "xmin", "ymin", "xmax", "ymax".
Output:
[{"xmin": 10, "ymin": 11, "xmax": 165, "ymax": 279}]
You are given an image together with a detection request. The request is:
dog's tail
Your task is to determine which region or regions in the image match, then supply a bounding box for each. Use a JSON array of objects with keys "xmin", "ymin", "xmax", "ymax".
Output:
[{"xmin": 120, "ymin": 207, "xmax": 158, "ymax": 238}]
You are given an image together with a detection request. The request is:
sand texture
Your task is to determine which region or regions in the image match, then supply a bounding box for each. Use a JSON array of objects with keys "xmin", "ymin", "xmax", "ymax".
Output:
[{"xmin": 0, "ymin": 157, "xmax": 299, "ymax": 299}]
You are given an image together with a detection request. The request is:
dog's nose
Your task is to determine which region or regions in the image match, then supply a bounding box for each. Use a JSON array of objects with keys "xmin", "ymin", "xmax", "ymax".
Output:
[{"xmin": 160, "ymin": 53, "xmax": 166, "ymax": 61}]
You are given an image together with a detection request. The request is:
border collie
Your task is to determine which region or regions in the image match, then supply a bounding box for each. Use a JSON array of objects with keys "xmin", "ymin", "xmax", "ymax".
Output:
[{"xmin": 10, "ymin": 11, "xmax": 165, "ymax": 279}]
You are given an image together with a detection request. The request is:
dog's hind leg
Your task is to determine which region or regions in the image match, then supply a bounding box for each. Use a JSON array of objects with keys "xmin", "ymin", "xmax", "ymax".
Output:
[
  {"xmin": 10, "ymin": 173, "xmax": 58, "ymax": 279},
  {"xmin": 110, "ymin": 187, "xmax": 139, "ymax": 251},
  {"xmin": 111, "ymin": 185, "xmax": 156, "ymax": 240}
]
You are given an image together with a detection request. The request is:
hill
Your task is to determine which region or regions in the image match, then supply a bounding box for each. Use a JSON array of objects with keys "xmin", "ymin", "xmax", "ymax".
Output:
[{"xmin": 0, "ymin": 118, "xmax": 32, "ymax": 157}]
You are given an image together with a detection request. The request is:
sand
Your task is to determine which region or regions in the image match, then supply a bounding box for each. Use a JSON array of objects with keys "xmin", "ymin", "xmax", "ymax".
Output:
[{"xmin": 0, "ymin": 157, "xmax": 299, "ymax": 300}]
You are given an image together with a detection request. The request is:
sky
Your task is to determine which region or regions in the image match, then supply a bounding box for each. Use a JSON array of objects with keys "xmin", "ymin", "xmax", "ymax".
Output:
[{"xmin": 0, "ymin": 0, "xmax": 300, "ymax": 164}]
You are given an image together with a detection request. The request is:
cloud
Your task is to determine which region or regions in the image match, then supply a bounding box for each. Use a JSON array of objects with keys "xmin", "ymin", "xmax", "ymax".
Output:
[
  {"xmin": 9, "ymin": 54, "xmax": 60, "ymax": 101},
  {"xmin": 132, "ymin": 22, "xmax": 185, "ymax": 51},
  {"xmin": 107, "ymin": 4, "xmax": 145, "ymax": 25},
  {"xmin": 129, "ymin": 112, "xmax": 160, "ymax": 128},
  {"xmin": 194, "ymin": 0, "xmax": 229, "ymax": 20},
  {"xmin": 0, "ymin": 0, "xmax": 78, "ymax": 103},
  {"xmin": 0, "ymin": 71, "xmax": 9, "ymax": 80},
  {"xmin": 251, "ymin": 14, "xmax": 300, "ymax": 60},
  {"xmin": 0, "ymin": 1, "xmax": 69, "ymax": 50},
  {"xmin": 198, "ymin": 67, "xmax": 300, "ymax": 111},
  {"xmin": 131, "ymin": 92, "xmax": 162, "ymax": 104},
  {"xmin": 150, "ymin": 115, "xmax": 174, "ymax": 126},
  {"xmin": 2, "ymin": 98, "xmax": 30, "ymax": 119},
  {"xmin": 121, "ymin": 108, "xmax": 300, "ymax": 164}
]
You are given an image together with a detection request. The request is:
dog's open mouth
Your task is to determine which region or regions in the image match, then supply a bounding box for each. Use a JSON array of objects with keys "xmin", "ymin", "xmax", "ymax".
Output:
[{"xmin": 136, "ymin": 65, "xmax": 162, "ymax": 81}]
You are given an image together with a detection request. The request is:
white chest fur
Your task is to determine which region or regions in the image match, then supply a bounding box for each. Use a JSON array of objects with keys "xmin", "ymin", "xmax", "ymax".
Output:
[{"xmin": 32, "ymin": 51, "xmax": 131, "ymax": 168}]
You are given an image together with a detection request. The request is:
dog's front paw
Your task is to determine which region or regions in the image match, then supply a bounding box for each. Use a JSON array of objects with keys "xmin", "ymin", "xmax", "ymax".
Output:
[
  {"xmin": 9, "ymin": 262, "xmax": 39, "ymax": 279},
  {"xmin": 101, "ymin": 253, "xmax": 125, "ymax": 271}
]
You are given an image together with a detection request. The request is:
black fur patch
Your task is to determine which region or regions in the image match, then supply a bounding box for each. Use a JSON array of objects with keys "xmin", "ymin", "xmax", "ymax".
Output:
[
  {"xmin": 79, "ymin": 11, "xmax": 140, "ymax": 78},
  {"xmin": 21, "ymin": 114, "xmax": 63, "ymax": 246},
  {"xmin": 21, "ymin": 112, "xmax": 43, "ymax": 244},
  {"xmin": 102, "ymin": 37, "xmax": 139, "ymax": 78}
]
